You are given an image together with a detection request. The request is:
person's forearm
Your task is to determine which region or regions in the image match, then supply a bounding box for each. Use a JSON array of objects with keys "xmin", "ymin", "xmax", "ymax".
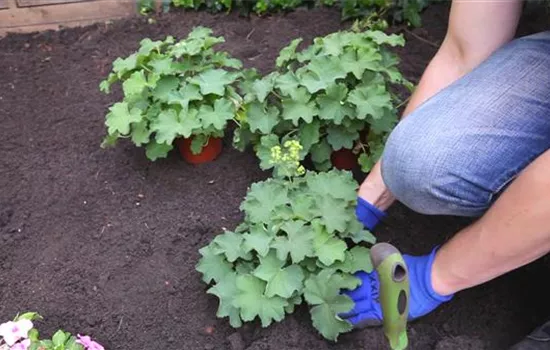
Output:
[
  {"xmin": 401, "ymin": 39, "xmax": 468, "ymax": 117},
  {"xmin": 359, "ymin": 42, "xmax": 469, "ymax": 209},
  {"xmin": 431, "ymin": 149, "xmax": 550, "ymax": 295}
]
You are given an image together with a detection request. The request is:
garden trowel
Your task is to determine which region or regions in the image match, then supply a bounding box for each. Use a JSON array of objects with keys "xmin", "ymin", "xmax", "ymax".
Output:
[{"xmin": 370, "ymin": 242, "xmax": 410, "ymax": 350}]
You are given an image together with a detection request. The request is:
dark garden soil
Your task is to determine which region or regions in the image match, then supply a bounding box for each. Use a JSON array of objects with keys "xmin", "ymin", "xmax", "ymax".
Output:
[{"xmin": 1, "ymin": 3, "xmax": 549, "ymax": 350}]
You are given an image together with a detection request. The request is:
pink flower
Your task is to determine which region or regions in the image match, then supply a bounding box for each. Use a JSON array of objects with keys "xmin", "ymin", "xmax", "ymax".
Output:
[
  {"xmin": 76, "ymin": 335, "xmax": 104, "ymax": 350},
  {"xmin": 10, "ymin": 339, "xmax": 31, "ymax": 350},
  {"xmin": 0, "ymin": 320, "xmax": 33, "ymax": 346}
]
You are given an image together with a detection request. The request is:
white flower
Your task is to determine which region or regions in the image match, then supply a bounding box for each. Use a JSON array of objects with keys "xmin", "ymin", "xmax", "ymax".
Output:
[{"xmin": 0, "ymin": 320, "xmax": 33, "ymax": 346}]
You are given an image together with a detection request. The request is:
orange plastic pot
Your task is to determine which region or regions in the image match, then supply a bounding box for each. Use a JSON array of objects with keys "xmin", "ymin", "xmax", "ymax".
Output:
[
  {"xmin": 176, "ymin": 137, "xmax": 223, "ymax": 164},
  {"xmin": 331, "ymin": 148, "xmax": 358, "ymax": 170}
]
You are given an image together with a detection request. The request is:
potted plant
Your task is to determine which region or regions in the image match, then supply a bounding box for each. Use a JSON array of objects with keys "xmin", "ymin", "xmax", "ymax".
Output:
[
  {"xmin": 99, "ymin": 26, "xmax": 246, "ymax": 163},
  {"xmin": 196, "ymin": 140, "xmax": 377, "ymax": 341},
  {"xmin": 233, "ymin": 27, "xmax": 412, "ymax": 172}
]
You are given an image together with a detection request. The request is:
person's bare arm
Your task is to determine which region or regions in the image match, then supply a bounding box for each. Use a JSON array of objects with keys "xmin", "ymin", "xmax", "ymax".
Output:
[
  {"xmin": 359, "ymin": 0, "xmax": 524, "ymax": 209},
  {"xmin": 432, "ymin": 148, "xmax": 550, "ymax": 295}
]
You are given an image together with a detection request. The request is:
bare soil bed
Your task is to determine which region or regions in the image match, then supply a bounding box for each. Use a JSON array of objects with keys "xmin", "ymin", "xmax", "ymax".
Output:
[{"xmin": 0, "ymin": 4, "xmax": 548, "ymax": 349}]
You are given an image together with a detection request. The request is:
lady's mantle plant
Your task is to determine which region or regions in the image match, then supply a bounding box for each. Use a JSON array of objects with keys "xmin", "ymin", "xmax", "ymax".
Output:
[
  {"xmin": 234, "ymin": 28, "xmax": 412, "ymax": 172},
  {"xmin": 196, "ymin": 141, "xmax": 376, "ymax": 341},
  {"xmin": 100, "ymin": 26, "xmax": 246, "ymax": 160},
  {"xmin": 0, "ymin": 312, "xmax": 103, "ymax": 350}
]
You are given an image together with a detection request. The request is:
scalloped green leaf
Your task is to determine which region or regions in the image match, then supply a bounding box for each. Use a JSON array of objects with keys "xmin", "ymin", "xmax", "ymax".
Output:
[{"xmin": 232, "ymin": 275, "xmax": 288, "ymax": 327}]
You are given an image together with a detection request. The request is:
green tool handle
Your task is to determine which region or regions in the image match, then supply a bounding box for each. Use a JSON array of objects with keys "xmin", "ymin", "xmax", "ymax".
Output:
[{"xmin": 370, "ymin": 242, "xmax": 410, "ymax": 350}]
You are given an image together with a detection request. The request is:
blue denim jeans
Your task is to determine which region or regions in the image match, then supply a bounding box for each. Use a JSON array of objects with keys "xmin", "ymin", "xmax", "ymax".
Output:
[{"xmin": 381, "ymin": 30, "xmax": 550, "ymax": 217}]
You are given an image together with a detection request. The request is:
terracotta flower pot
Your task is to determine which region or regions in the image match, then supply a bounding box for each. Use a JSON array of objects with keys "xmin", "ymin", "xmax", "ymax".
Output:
[
  {"xmin": 330, "ymin": 148, "xmax": 358, "ymax": 170},
  {"xmin": 176, "ymin": 137, "xmax": 223, "ymax": 164}
]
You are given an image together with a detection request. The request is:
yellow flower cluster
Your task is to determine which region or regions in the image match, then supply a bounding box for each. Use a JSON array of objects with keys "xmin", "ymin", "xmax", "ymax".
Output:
[
  {"xmin": 270, "ymin": 145, "xmax": 283, "ymax": 161},
  {"xmin": 270, "ymin": 140, "xmax": 305, "ymax": 176}
]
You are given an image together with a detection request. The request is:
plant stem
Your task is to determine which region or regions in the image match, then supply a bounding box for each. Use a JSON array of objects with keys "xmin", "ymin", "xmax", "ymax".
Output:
[
  {"xmin": 403, "ymin": 28, "xmax": 439, "ymax": 48},
  {"xmin": 284, "ymin": 128, "xmax": 299, "ymax": 139},
  {"xmin": 271, "ymin": 90, "xmax": 283, "ymax": 99},
  {"xmin": 395, "ymin": 95, "xmax": 411, "ymax": 109},
  {"xmin": 140, "ymin": 64, "xmax": 152, "ymax": 73},
  {"xmin": 359, "ymin": 141, "xmax": 368, "ymax": 155}
]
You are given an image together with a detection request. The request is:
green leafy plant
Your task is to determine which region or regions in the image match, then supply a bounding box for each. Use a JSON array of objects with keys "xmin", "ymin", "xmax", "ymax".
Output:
[
  {"xmin": 165, "ymin": 0, "xmax": 430, "ymax": 26},
  {"xmin": 172, "ymin": 0, "xmax": 232, "ymax": 12},
  {"xmin": 137, "ymin": 0, "xmax": 156, "ymax": 15},
  {"xmin": 252, "ymin": 0, "xmax": 304, "ymax": 14},
  {"xmin": 341, "ymin": 0, "xmax": 431, "ymax": 27},
  {"xmin": 0, "ymin": 312, "xmax": 103, "ymax": 350},
  {"xmin": 234, "ymin": 28, "xmax": 412, "ymax": 173},
  {"xmin": 99, "ymin": 27, "xmax": 246, "ymax": 161},
  {"xmin": 196, "ymin": 146, "xmax": 377, "ymax": 340},
  {"xmin": 170, "ymin": 0, "xmax": 307, "ymax": 15}
]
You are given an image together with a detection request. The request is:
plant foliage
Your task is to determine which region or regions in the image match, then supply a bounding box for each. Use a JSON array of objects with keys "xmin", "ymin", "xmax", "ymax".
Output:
[
  {"xmin": 99, "ymin": 27, "xmax": 246, "ymax": 160},
  {"xmin": 137, "ymin": 0, "xmax": 156, "ymax": 15},
  {"xmin": 28, "ymin": 331, "xmax": 84, "ymax": 350},
  {"xmin": 166, "ymin": 0, "xmax": 431, "ymax": 27},
  {"xmin": 340, "ymin": 0, "xmax": 431, "ymax": 27},
  {"xmin": 196, "ymin": 160, "xmax": 377, "ymax": 340},
  {"xmin": 233, "ymin": 28, "xmax": 412, "ymax": 173}
]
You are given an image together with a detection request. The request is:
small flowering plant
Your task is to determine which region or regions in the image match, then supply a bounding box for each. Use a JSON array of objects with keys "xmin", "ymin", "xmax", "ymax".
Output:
[
  {"xmin": 0, "ymin": 313, "xmax": 103, "ymax": 350},
  {"xmin": 196, "ymin": 140, "xmax": 377, "ymax": 341},
  {"xmin": 234, "ymin": 28, "xmax": 412, "ymax": 173}
]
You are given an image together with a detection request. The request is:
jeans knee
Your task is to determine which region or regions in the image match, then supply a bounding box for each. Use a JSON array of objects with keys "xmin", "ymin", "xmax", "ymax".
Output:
[
  {"xmin": 378, "ymin": 31, "xmax": 550, "ymax": 216},
  {"xmin": 380, "ymin": 118, "xmax": 491, "ymax": 217}
]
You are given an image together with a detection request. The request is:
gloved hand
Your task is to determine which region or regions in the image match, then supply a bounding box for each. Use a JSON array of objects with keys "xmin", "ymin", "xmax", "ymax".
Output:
[
  {"xmin": 340, "ymin": 247, "xmax": 454, "ymax": 328},
  {"xmin": 356, "ymin": 197, "xmax": 386, "ymax": 231}
]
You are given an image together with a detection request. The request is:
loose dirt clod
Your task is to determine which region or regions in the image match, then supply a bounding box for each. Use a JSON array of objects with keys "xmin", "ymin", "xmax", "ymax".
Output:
[
  {"xmin": 227, "ymin": 332, "xmax": 245, "ymax": 350},
  {"xmin": 435, "ymin": 336, "xmax": 485, "ymax": 350}
]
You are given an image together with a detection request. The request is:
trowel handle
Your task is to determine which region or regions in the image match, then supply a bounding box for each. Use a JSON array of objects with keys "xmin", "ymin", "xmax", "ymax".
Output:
[{"xmin": 371, "ymin": 242, "xmax": 410, "ymax": 350}]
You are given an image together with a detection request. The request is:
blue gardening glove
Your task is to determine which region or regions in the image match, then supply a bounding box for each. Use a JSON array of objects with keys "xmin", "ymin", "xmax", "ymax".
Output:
[
  {"xmin": 340, "ymin": 247, "xmax": 454, "ymax": 328},
  {"xmin": 356, "ymin": 197, "xmax": 386, "ymax": 231}
]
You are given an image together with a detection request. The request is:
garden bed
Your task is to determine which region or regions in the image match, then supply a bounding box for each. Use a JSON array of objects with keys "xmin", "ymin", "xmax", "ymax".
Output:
[{"xmin": 0, "ymin": 4, "xmax": 549, "ymax": 350}]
